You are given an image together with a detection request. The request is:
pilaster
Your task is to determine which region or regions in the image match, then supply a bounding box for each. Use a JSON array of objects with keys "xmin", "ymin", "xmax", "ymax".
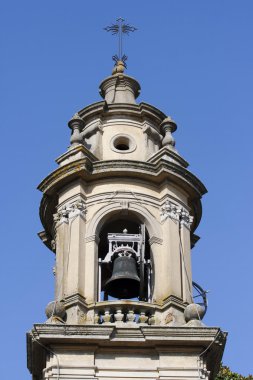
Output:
[
  {"xmin": 180, "ymin": 214, "xmax": 193, "ymax": 304},
  {"xmin": 54, "ymin": 198, "xmax": 87, "ymax": 302}
]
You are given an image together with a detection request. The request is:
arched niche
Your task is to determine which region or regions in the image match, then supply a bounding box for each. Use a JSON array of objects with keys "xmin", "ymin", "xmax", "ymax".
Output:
[
  {"xmin": 86, "ymin": 201, "xmax": 163, "ymax": 242},
  {"xmin": 85, "ymin": 202, "xmax": 163, "ymax": 302}
]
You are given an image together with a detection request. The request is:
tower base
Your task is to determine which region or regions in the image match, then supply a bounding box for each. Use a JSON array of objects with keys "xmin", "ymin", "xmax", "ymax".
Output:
[{"xmin": 27, "ymin": 324, "xmax": 226, "ymax": 380}]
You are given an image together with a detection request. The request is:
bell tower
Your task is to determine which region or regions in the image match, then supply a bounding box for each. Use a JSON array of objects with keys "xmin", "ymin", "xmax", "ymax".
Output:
[{"xmin": 27, "ymin": 41, "xmax": 226, "ymax": 379}]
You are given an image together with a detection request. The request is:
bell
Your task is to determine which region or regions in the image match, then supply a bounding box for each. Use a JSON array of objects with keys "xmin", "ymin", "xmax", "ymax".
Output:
[{"xmin": 104, "ymin": 255, "xmax": 140, "ymax": 299}]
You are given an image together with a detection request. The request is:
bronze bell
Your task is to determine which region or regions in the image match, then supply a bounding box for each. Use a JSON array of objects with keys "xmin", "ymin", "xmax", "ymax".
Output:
[{"xmin": 104, "ymin": 255, "xmax": 140, "ymax": 299}]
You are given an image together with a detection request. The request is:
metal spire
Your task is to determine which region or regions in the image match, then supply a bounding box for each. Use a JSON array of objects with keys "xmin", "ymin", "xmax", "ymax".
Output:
[{"xmin": 104, "ymin": 18, "xmax": 137, "ymax": 67}]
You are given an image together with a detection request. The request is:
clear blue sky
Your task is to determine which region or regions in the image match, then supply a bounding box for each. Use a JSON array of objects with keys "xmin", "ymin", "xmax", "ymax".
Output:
[{"xmin": 1, "ymin": 1, "xmax": 253, "ymax": 378}]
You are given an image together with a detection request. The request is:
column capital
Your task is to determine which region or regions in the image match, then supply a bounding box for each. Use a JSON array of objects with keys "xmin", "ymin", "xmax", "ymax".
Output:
[{"xmin": 160, "ymin": 199, "xmax": 193, "ymax": 229}]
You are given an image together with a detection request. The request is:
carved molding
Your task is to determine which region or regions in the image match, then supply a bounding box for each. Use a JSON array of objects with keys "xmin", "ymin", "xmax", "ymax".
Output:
[
  {"xmin": 86, "ymin": 201, "xmax": 163, "ymax": 241},
  {"xmin": 160, "ymin": 199, "xmax": 193, "ymax": 229},
  {"xmin": 149, "ymin": 236, "xmax": 163, "ymax": 246},
  {"xmin": 120, "ymin": 200, "xmax": 129, "ymax": 209},
  {"xmin": 85, "ymin": 234, "xmax": 100, "ymax": 244}
]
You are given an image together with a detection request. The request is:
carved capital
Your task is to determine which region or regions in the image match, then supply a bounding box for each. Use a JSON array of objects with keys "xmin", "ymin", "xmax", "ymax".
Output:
[
  {"xmin": 180, "ymin": 209, "xmax": 194, "ymax": 229},
  {"xmin": 53, "ymin": 213, "xmax": 60, "ymax": 223},
  {"xmin": 160, "ymin": 200, "xmax": 181, "ymax": 222},
  {"xmin": 57, "ymin": 200, "xmax": 87, "ymax": 223},
  {"xmin": 160, "ymin": 199, "xmax": 193, "ymax": 229}
]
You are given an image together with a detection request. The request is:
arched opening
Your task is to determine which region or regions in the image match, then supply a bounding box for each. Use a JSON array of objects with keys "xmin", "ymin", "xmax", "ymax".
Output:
[{"xmin": 97, "ymin": 215, "xmax": 152, "ymax": 302}]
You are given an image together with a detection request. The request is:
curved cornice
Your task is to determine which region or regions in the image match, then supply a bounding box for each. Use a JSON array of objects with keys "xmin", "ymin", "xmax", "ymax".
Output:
[
  {"xmin": 38, "ymin": 158, "xmax": 206, "ymax": 198},
  {"xmin": 76, "ymin": 101, "xmax": 167, "ymax": 134},
  {"xmin": 38, "ymin": 158, "xmax": 206, "ymax": 244}
]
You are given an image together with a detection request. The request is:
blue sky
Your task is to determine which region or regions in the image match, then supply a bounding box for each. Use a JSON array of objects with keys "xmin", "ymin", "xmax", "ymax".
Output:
[{"xmin": 1, "ymin": 1, "xmax": 253, "ymax": 378}]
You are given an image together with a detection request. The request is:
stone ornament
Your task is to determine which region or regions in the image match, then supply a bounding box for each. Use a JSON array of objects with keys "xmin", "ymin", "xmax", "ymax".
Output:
[
  {"xmin": 68, "ymin": 113, "xmax": 85, "ymax": 146},
  {"xmin": 148, "ymin": 314, "xmax": 156, "ymax": 325},
  {"xmin": 181, "ymin": 209, "xmax": 194, "ymax": 229},
  {"xmin": 184, "ymin": 303, "xmax": 206, "ymax": 327},
  {"xmin": 54, "ymin": 200, "xmax": 87, "ymax": 224},
  {"xmin": 45, "ymin": 301, "xmax": 66, "ymax": 323},
  {"xmin": 102, "ymin": 310, "xmax": 112, "ymax": 324},
  {"xmin": 51, "ymin": 239, "xmax": 56, "ymax": 251},
  {"xmin": 160, "ymin": 199, "xmax": 181, "ymax": 222},
  {"xmin": 165, "ymin": 312, "xmax": 174, "ymax": 325},
  {"xmin": 160, "ymin": 199, "xmax": 193, "ymax": 229},
  {"xmin": 126, "ymin": 310, "xmax": 136, "ymax": 323},
  {"xmin": 138, "ymin": 312, "xmax": 149, "ymax": 324},
  {"xmin": 114, "ymin": 309, "xmax": 124, "ymax": 322},
  {"xmin": 160, "ymin": 116, "xmax": 177, "ymax": 150}
]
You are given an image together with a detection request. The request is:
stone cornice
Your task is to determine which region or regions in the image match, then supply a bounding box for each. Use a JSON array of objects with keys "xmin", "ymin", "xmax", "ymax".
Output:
[
  {"xmin": 73, "ymin": 101, "xmax": 107, "ymax": 126},
  {"xmin": 55, "ymin": 144, "xmax": 98, "ymax": 165},
  {"xmin": 27, "ymin": 324, "xmax": 226, "ymax": 380},
  {"xmin": 139, "ymin": 102, "xmax": 167, "ymax": 126},
  {"xmin": 28, "ymin": 324, "xmax": 226, "ymax": 346},
  {"xmin": 37, "ymin": 158, "xmax": 92, "ymax": 195},
  {"xmin": 38, "ymin": 158, "xmax": 206, "ymax": 198},
  {"xmin": 147, "ymin": 146, "xmax": 189, "ymax": 168},
  {"xmin": 77, "ymin": 101, "xmax": 167, "ymax": 134},
  {"xmin": 38, "ymin": 158, "xmax": 205, "ymax": 236}
]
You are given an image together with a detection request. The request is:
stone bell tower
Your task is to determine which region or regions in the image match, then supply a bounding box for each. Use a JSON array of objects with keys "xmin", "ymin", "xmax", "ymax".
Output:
[{"xmin": 27, "ymin": 59, "xmax": 226, "ymax": 379}]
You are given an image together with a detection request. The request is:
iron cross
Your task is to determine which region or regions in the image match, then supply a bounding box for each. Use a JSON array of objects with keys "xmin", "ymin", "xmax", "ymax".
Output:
[{"xmin": 104, "ymin": 18, "xmax": 137, "ymax": 66}]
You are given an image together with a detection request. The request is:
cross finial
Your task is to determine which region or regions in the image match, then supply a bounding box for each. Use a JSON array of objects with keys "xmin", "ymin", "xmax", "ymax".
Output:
[{"xmin": 104, "ymin": 18, "xmax": 137, "ymax": 68}]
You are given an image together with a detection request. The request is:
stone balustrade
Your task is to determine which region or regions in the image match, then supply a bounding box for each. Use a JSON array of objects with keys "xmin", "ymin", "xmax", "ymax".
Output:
[{"xmin": 94, "ymin": 301, "xmax": 157, "ymax": 325}]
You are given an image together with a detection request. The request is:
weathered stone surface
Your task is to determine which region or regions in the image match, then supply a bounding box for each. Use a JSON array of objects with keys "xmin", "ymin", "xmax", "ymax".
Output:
[
  {"xmin": 184, "ymin": 303, "xmax": 206, "ymax": 323},
  {"xmin": 28, "ymin": 64, "xmax": 226, "ymax": 380},
  {"xmin": 27, "ymin": 324, "xmax": 227, "ymax": 380}
]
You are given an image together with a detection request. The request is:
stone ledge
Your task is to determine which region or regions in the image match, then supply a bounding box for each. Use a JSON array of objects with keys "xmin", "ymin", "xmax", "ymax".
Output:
[
  {"xmin": 27, "ymin": 325, "xmax": 226, "ymax": 380},
  {"xmin": 29, "ymin": 324, "xmax": 225, "ymax": 343},
  {"xmin": 77, "ymin": 101, "xmax": 167, "ymax": 130},
  {"xmin": 38, "ymin": 158, "xmax": 206, "ymax": 197}
]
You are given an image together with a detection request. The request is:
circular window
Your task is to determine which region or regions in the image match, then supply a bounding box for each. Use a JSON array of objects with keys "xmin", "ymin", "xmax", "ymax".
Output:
[{"xmin": 111, "ymin": 134, "xmax": 136, "ymax": 153}]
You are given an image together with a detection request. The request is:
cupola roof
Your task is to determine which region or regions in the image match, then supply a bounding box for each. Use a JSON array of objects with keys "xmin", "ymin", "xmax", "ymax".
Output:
[{"xmin": 99, "ymin": 61, "xmax": 141, "ymax": 104}]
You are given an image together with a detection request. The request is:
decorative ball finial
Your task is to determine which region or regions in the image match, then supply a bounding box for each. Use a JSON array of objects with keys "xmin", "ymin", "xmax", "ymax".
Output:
[
  {"xmin": 184, "ymin": 303, "xmax": 206, "ymax": 327},
  {"xmin": 112, "ymin": 60, "xmax": 125, "ymax": 75},
  {"xmin": 45, "ymin": 301, "xmax": 66, "ymax": 323}
]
